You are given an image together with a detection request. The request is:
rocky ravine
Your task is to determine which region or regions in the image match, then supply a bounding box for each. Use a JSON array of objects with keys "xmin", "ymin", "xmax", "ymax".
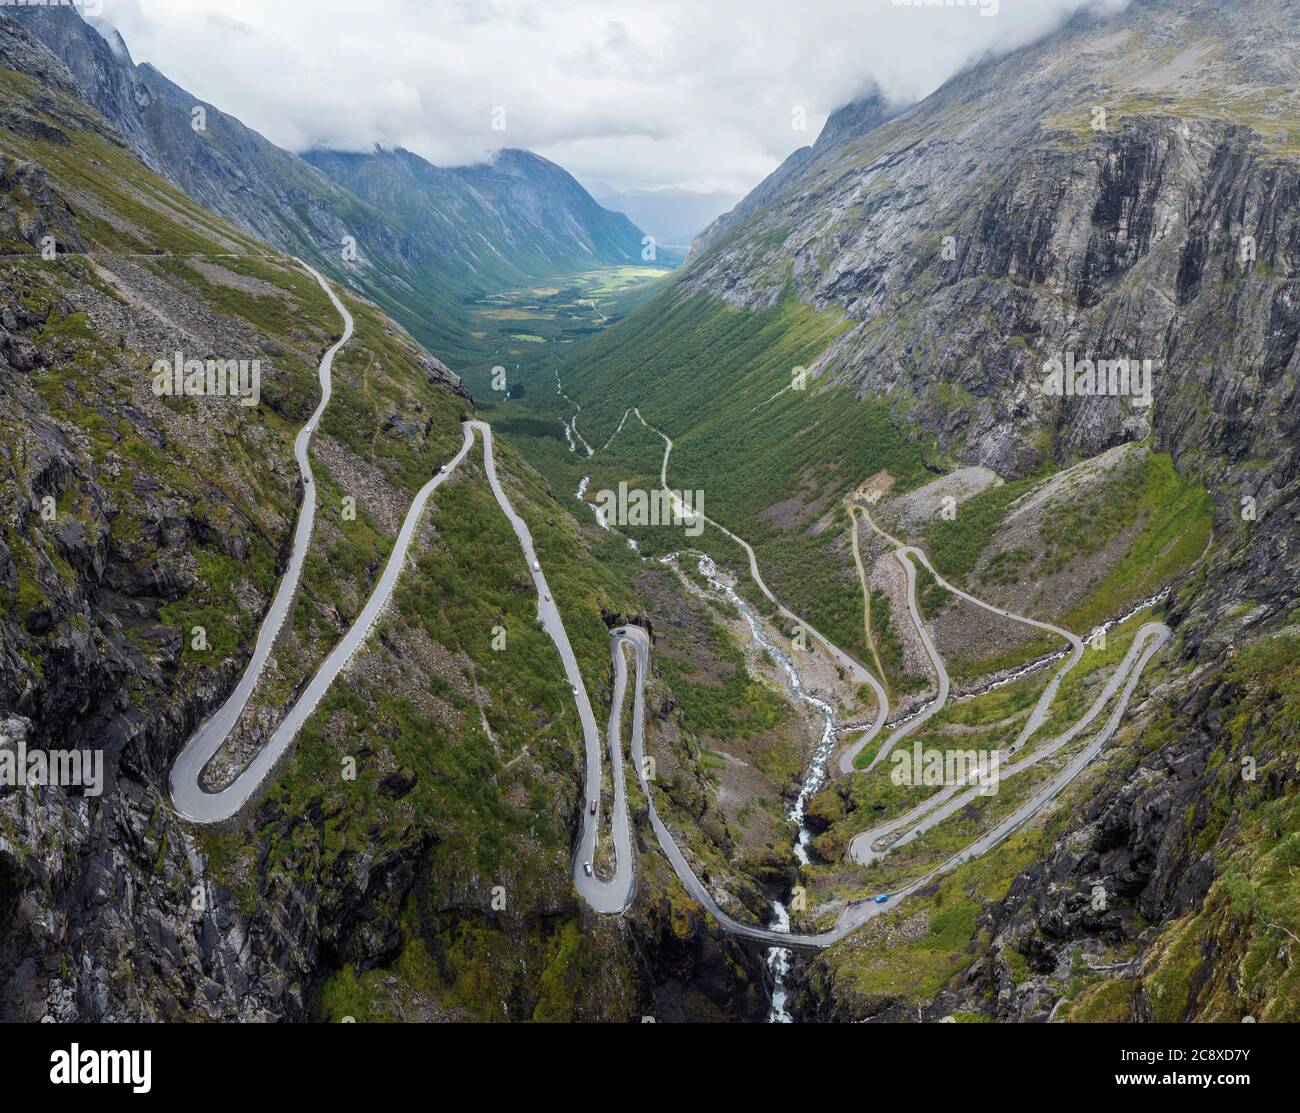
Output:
[{"xmin": 681, "ymin": 0, "xmax": 1300, "ymax": 1022}]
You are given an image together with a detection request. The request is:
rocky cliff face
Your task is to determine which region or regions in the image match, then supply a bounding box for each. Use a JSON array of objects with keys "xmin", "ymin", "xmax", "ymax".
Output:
[
  {"xmin": 2, "ymin": 6, "xmax": 351, "ymax": 250},
  {"xmin": 1, "ymin": 8, "xmax": 159, "ymax": 171},
  {"xmin": 693, "ymin": 89, "xmax": 900, "ymax": 256},
  {"xmin": 675, "ymin": 0, "xmax": 1300, "ymax": 684},
  {"xmin": 0, "ymin": 17, "xmax": 762, "ymax": 1022},
  {"xmin": 672, "ymin": 0, "xmax": 1300, "ymax": 1022},
  {"xmin": 701, "ymin": 4, "xmax": 1295, "ymax": 465}
]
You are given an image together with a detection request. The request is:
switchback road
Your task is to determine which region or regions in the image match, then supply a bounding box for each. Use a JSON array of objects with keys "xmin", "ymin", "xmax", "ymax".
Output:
[{"xmin": 170, "ymin": 272, "xmax": 1171, "ymax": 957}]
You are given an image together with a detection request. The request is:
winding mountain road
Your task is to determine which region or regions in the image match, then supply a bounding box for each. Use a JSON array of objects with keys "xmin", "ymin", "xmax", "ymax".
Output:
[
  {"xmin": 167, "ymin": 265, "xmax": 632, "ymax": 916},
  {"xmin": 472, "ymin": 420, "xmax": 633, "ymax": 914},
  {"xmin": 837, "ymin": 547, "xmax": 949, "ymax": 774},
  {"xmin": 614, "ymin": 407, "xmax": 1170, "ymax": 945},
  {"xmin": 631, "ymin": 409, "xmax": 892, "ymax": 746},
  {"xmin": 169, "ymin": 267, "xmax": 1171, "ymax": 959},
  {"xmin": 849, "ymin": 622, "xmax": 1168, "ymax": 866},
  {"xmin": 609, "ymin": 619, "xmax": 1168, "ymax": 948},
  {"xmin": 171, "ymin": 259, "xmax": 357, "ymax": 822}
]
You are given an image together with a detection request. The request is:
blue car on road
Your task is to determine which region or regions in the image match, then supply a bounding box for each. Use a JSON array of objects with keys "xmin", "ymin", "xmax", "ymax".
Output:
[{"xmin": 875, "ymin": 894, "xmax": 890, "ymax": 905}]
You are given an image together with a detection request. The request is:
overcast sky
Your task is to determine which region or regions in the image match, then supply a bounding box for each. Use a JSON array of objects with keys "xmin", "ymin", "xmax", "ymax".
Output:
[{"xmin": 98, "ymin": 0, "xmax": 1131, "ymax": 196}]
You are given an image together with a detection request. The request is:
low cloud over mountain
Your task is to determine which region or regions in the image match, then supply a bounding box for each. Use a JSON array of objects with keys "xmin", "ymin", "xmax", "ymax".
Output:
[{"xmin": 100, "ymin": 0, "xmax": 1130, "ymax": 196}]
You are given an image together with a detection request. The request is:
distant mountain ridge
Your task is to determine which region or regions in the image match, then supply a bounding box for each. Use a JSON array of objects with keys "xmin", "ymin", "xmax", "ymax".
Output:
[
  {"xmin": 2, "ymin": 4, "xmax": 652, "ymax": 365},
  {"xmin": 303, "ymin": 145, "xmax": 647, "ymax": 289}
]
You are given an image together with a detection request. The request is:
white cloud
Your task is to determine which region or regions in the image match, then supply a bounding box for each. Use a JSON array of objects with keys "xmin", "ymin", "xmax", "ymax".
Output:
[{"xmin": 99, "ymin": 0, "xmax": 1131, "ymax": 196}]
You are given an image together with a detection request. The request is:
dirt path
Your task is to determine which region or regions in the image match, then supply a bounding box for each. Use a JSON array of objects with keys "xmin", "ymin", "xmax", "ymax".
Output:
[{"xmin": 849, "ymin": 505, "xmax": 889, "ymax": 691}]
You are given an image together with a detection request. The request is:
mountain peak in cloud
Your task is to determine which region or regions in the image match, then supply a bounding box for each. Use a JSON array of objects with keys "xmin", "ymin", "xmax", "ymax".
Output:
[{"xmin": 71, "ymin": 0, "xmax": 1135, "ymax": 208}]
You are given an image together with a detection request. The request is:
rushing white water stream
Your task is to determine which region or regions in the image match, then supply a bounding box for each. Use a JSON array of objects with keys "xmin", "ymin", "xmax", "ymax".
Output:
[
  {"xmin": 673, "ymin": 562, "xmax": 1171, "ymax": 1021},
  {"xmin": 576, "ymin": 475, "xmax": 601, "ymax": 523},
  {"xmin": 576, "ymin": 475, "xmax": 637, "ymax": 549},
  {"xmin": 557, "ymin": 370, "xmax": 593, "ymax": 457},
  {"xmin": 568, "ymin": 466, "xmax": 1171, "ymax": 1022},
  {"xmin": 767, "ymin": 902, "xmax": 793, "ymax": 1023},
  {"xmin": 688, "ymin": 554, "xmax": 840, "ymax": 1021}
]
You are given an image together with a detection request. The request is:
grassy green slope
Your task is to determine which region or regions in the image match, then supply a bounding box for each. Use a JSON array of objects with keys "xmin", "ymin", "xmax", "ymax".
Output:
[
  {"xmin": 0, "ymin": 60, "xmax": 657, "ymax": 1020},
  {"xmin": 528, "ymin": 275, "xmax": 1213, "ymax": 684},
  {"xmin": 524, "ymin": 287, "xmax": 934, "ymax": 660}
]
